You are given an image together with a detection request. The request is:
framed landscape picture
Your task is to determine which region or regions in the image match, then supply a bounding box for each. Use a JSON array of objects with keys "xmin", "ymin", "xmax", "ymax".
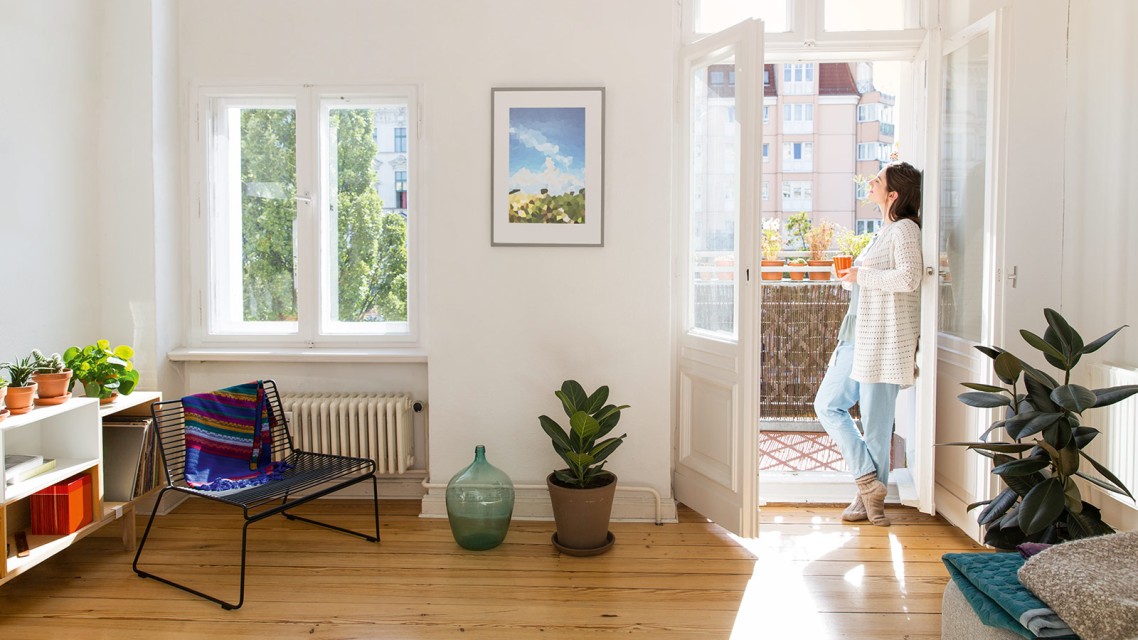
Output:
[{"xmin": 491, "ymin": 87, "xmax": 605, "ymax": 246}]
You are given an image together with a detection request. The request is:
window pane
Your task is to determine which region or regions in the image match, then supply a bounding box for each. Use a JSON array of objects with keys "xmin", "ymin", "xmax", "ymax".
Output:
[
  {"xmin": 824, "ymin": 0, "xmax": 908, "ymax": 32},
  {"xmin": 938, "ymin": 36, "xmax": 989, "ymax": 340},
  {"xmin": 691, "ymin": 58, "xmax": 739, "ymax": 337},
  {"xmin": 323, "ymin": 102, "xmax": 409, "ymax": 333},
  {"xmin": 209, "ymin": 101, "xmax": 298, "ymax": 334},
  {"xmin": 694, "ymin": 0, "xmax": 787, "ymax": 33}
]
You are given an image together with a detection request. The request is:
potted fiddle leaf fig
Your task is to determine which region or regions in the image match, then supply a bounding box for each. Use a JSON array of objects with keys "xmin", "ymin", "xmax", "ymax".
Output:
[
  {"xmin": 63, "ymin": 340, "xmax": 139, "ymax": 403},
  {"xmin": 944, "ymin": 309, "xmax": 1137, "ymax": 549},
  {"xmin": 539, "ymin": 380, "xmax": 628, "ymax": 555}
]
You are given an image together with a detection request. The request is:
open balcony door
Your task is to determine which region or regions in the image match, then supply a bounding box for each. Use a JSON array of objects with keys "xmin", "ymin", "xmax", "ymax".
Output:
[
  {"xmin": 673, "ymin": 19, "xmax": 763, "ymax": 538},
  {"xmin": 928, "ymin": 9, "xmax": 1013, "ymax": 542}
]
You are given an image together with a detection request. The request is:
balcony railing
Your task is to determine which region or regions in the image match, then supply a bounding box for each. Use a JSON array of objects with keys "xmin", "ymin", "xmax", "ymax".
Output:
[{"xmin": 693, "ymin": 276, "xmax": 858, "ymax": 421}]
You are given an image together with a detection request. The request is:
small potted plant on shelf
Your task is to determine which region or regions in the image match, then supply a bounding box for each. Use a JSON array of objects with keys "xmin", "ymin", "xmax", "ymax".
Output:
[
  {"xmin": 787, "ymin": 257, "xmax": 808, "ymax": 281},
  {"xmin": 31, "ymin": 349, "xmax": 72, "ymax": 405},
  {"xmin": 539, "ymin": 379, "xmax": 629, "ymax": 556},
  {"xmin": 63, "ymin": 340, "xmax": 139, "ymax": 404},
  {"xmin": 804, "ymin": 219, "xmax": 836, "ymax": 281},
  {"xmin": 760, "ymin": 218, "xmax": 785, "ymax": 281},
  {"xmin": 1, "ymin": 355, "xmax": 38, "ymax": 415},
  {"xmin": 943, "ymin": 309, "xmax": 1137, "ymax": 549}
]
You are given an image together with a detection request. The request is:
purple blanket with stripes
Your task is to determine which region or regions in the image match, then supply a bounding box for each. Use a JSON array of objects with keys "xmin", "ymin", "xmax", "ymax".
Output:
[{"xmin": 183, "ymin": 381, "xmax": 286, "ymax": 491}]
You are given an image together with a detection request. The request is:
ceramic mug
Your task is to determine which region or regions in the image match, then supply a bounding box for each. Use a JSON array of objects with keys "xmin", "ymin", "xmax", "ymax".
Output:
[{"xmin": 833, "ymin": 255, "xmax": 853, "ymax": 277}]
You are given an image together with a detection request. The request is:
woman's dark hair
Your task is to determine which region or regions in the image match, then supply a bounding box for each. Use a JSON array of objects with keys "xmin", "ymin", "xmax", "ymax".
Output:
[{"xmin": 884, "ymin": 162, "xmax": 922, "ymax": 228}]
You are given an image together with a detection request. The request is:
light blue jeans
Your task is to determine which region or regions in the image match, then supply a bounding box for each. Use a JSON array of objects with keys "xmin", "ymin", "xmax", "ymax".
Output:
[{"xmin": 813, "ymin": 342, "xmax": 899, "ymax": 485}]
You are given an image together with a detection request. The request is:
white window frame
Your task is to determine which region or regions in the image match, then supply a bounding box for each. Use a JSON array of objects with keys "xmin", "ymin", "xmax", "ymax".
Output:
[
  {"xmin": 190, "ymin": 85, "xmax": 421, "ymax": 348},
  {"xmin": 781, "ymin": 180, "xmax": 813, "ymax": 210},
  {"xmin": 781, "ymin": 63, "xmax": 815, "ymax": 95},
  {"xmin": 782, "ymin": 102, "xmax": 815, "ymax": 134},
  {"xmin": 781, "ymin": 141, "xmax": 813, "ymax": 171},
  {"xmin": 762, "ymin": 142, "xmax": 770, "ymax": 162}
]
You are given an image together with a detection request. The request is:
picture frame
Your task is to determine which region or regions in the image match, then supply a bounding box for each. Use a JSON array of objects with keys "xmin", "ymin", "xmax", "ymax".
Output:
[{"xmin": 491, "ymin": 87, "xmax": 605, "ymax": 246}]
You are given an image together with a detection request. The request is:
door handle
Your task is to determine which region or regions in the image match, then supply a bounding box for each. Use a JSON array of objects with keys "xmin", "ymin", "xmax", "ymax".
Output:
[{"xmin": 1007, "ymin": 265, "xmax": 1018, "ymax": 288}]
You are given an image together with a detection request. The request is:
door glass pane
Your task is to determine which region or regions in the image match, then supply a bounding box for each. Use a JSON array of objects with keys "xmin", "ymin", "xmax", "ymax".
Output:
[
  {"xmin": 938, "ymin": 35, "xmax": 988, "ymax": 340},
  {"xmin": 691, "ymin": 58, "xmax": 740, "ymax": 337},
  {"xmin": 824, "ymin": 0, "xmax": 908, "ymax": 32},
  {"xmin": 210, "ymin": 101, "xmax": 299, "ymax": 334},
  {"xmin": 323, "ymin": 101, "xmax": 410, "ymax": 335}
]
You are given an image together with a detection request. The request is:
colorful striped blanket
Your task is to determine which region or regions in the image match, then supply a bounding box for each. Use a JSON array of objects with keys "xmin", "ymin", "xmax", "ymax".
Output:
[{"xmin": 183, "ymin": 381, "xmax": 287, "ymax": 491}]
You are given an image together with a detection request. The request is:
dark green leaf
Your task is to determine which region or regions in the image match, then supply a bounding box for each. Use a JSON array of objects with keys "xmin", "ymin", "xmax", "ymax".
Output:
[
  {"xmin": 1044, "ymin": 418, "xmax": 1074, "ymax": 450},
  {"xmin": 583, "ymin": 385, "xmax": 609, "ymax": 415},
  {"xmin": 961, "ymin": 382, "xmax": 1010, "ymax": 393},
  {"xmin": 1041, "ymin": 325, "xmax": 1069, "ymax": 369},
  {"xmin": 1019, "ymin": 359, "xmax": 1059, "ymax": 388},
  {"xmin": 1050, "ymin": 384, "xmax": 1097, "ymax": 413},
  {"xmin": 1072, "ymin": 426, "xmax": 1100, "ymax": 448},
  {"xmin": 1024, "ymin": 375, "xmax": 1058, "ymax": 412},
  {"xmin": 539, "ymin": 415, "xmax": 572, "ymax": 451},
  {"xmin": 1020, "ymin": 477, "xmax": 1065, "ymax": 535},
  {"xmin": 1005, "ymin": 411, "xmax": 1061, "ymax": 440},
  {"xmin": 1082, "ymin": 324, "xmax": 1127, "ymax": 354},
  {"xmin": 992, "ymin": 455, "xmax": 1051, "ymax": 477},
  {"xmin": 993, "ymin": 352, "xmax": 1023, "ymax": 385},
  {"xmin": 1002, "ymin": 471, "xmax": 1046, "ymax": 497},
  {"xmin": 967, "ymin": 499, "xmax": 992, "ymax": 512},
  {"xmin": 977, "ymin": 488, "xmax": 1018, "ymax": 525},
  {"xmin": 980, "ymin": 419, "xmax": 1006, "ymax": 442},
  {"xmin": 1065, "ymin": 508, "xmax": 1115, "ymax": 539},
  {"xmin": 1021, "ymin": 329, "xmax": 1067, "ymax": 364},
  {"xmin": 958, "ymin": 391, "xmax": 1013, "ymax": 409},
  {"xmin": 569, "ymin": 411, "xmax": 600, "ymax": 447},
  {"xmin": 1043, "ymin": 308, "xmax": 1078, "ymax": 355},
  {"xmin": 983, "ymin": 521, "xmax": 1026, "ymax": 550},
  {"xmin": 974, "ymin": 345, "xmax": 1003, "ymax": 360},
  {"xmin": 590, "ymin": 434, "xmax": 626, "ymax": 464},
  {"xmin": 1059, "ymin": 441, "xmax": 1080, "ymax": 477},
  {"xmin": 1079, "ymin": 451, "xmax": 1135, "ymax": 500},
  {"xmin": 1063, "ymin": 477, "xmax": 1082, "ymax": 513},
  {"xmin": 559, "ymin": 380, "xmax": 588, "ymax": 415},
  {"xmin": 1092, "ymin": 385, "xmax": 1138, "ymax": 408}
]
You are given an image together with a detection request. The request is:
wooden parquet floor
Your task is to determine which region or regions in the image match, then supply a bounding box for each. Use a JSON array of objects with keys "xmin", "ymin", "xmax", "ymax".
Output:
[{"xmin": 0, "ymin": 499, "xmax": 984, "ymax": 639}]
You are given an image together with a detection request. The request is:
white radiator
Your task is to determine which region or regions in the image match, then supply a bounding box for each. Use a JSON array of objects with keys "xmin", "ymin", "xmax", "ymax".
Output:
[
  {"xmin": 281, "ymin": 393, "xmax": 415, "ymax": 474},
  {"xmin": 1085, "ymin": 364, "xmax": 1138, "ymax": 507}
]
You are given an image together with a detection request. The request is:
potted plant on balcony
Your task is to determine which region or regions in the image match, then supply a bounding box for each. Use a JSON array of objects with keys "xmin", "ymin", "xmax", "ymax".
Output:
[
  {"xmin": 63, "ymin": 340, "xmax": 139, "ymax": 404},
  {"xmin": 760, "ymin": 218, "xmax": 784, "ymax": 281},
  {"xmin": 539, "ymin": 379, "xmax": 629, "ymax": 556},
  {"xmin": 31, "ymin": 349, "xmax": 72, "ymax": 405},
  {"xmin": 787, "ymin": 257, "xmax": 808, "ymax": 281},
  {"xmin": 1, "ymin": 355, "xmax": 38, "ymax": 415},
  {"xmin": 804, "ymin": 219, "xmax": 836, "ymax": 281},
  {"xmin": 943, "ymin": 309, "xmax": 1137, "ymax": 549},
  {"xmin": 786, "ymin": 212, "xmax": 811, "ymax": 251}
]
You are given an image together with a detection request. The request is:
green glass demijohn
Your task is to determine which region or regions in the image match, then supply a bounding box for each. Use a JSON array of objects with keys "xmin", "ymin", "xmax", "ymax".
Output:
[{"xmin": 445, "ymin": 445, "xmax": 515, "ymax": 550}]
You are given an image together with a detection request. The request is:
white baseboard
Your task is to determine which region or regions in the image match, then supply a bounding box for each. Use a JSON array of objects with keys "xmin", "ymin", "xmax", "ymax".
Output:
[{"xmin": 420, "ymin": 485, "xmax": 678, "ymax": 523}]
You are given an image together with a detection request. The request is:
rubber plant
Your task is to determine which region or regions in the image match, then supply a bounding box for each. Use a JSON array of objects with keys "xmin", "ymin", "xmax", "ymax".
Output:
[
  {"xmin": 946, "ymin": 308, "xmax": 1137, "ymax": 549},
  {"xmin": 539, "ymin": 380, "xmax": 629, "ymax": 489}
]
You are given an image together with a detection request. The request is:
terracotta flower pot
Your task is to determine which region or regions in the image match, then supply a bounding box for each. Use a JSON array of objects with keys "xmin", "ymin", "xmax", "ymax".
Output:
[
  {"xmin": 807, "ymin": 259, "xmax": 833, "ymax": 281},
  {"xmin": 547, "ymin": 472, "xmax": 617, "ymax": 555},
  {"xmin": 99, "ymin": 391, "xmax": 120, "ymax": 405},
  {"xmin": 32, "ymin": 369, "xmax": 72, "ymax": 399},
  {"xmin": 760, "ymin": 259, "xmax": 784, "ymax": 281},
  {"xmin": 5, "ymin": 384, "xmax": 37, "ymax": 415},
  {"xmin": 788, "ymin": 262, "xmax": 807, "ymax": 281}
]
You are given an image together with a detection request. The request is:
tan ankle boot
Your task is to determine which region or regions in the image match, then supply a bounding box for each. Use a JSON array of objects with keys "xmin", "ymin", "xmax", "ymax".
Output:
[
  {"xmin": 841, "ymin": 494, "xmax": 868, "ymax": 522},
  {"xmin": 855, "ymin": 473, "xmax": 890, "ymax": 527}
]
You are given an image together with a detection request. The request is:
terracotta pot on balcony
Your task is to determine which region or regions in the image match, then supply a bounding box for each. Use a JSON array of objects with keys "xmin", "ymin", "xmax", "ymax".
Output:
[
  {"xmin": 807, "ymin": 259, "xmax": 833, "ymax": 281},
  {"xmin": 787, "ymin": 260, "xmax": 807, "ymax": 281},
  {"xmin": 715, "ymin": 255, "xmax": 736, "ymax": 281},
  {"xmin": 760, "ymin": 259, "xmax": 784, "ymax": 281}
]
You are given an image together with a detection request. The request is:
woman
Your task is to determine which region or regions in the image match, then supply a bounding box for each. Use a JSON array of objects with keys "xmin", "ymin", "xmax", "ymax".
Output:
[{"xmin": 813, "ymin": 161, "xmax": 923, "ymax": 527}]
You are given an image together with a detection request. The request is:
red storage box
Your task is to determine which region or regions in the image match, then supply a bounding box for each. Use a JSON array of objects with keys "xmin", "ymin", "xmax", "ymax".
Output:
[{"xmin": 31, "ymin": 474, "xmax": 93, "ymax": 535}]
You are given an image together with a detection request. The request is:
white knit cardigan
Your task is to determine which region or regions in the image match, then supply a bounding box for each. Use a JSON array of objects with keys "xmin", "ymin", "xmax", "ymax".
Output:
[{"xmin": 852, "ymin": 218, "xmax": 923, "ymax": 387}]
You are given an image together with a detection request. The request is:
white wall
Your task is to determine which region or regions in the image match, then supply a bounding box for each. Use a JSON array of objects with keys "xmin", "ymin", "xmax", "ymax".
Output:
[
  {"xmin": 0, "ymin": 1, "xmax": 103, "ymax": 360},
  {"xmin": 175, "ymin": 0, "xmax": 676, "ymax": 515},
  {"xmin": 1062, "ymin": 0, "xmax": 1138, "ymax": 532}
]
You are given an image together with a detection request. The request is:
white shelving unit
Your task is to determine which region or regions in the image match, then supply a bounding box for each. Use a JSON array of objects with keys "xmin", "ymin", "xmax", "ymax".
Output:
[{"xmin": 1, "ymin": 391, "xmax": 162, "ymax": 586}]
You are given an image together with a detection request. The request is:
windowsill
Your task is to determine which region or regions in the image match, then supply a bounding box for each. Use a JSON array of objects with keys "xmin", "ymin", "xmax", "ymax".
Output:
[{"xmin": 167, "ymin": 346, "xmax": 428, "ymax": 364}]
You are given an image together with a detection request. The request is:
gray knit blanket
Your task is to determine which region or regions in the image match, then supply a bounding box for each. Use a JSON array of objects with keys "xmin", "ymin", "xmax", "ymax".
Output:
[{"xmin": 1018, "ymin": 531, "xmax": 1138, "ymax": 640}]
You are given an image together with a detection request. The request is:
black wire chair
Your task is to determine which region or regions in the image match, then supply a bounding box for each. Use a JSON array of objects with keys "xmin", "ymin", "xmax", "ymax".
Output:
[{"xmin": 132, "ymin": 380, "xmax": 379, "ymax": 609}]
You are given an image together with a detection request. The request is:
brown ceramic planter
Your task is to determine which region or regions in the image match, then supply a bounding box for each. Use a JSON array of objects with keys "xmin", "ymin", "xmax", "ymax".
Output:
[
  {"xmin": 547, "ymin": 472, "xmax": 617, "ymax": 554},
  {"xmin": 32, "ymin": 369, "xmax": 72, "ymax": 399},
  {"xmin": 5, "ymin": 384, "xmax": 37, "ymax": 415}
]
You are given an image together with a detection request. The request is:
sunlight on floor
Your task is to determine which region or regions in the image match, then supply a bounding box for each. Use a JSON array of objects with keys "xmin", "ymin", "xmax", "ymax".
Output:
[{"xmin": 727, "ymin": 514, "xmax": 914, "ymax": 637}]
